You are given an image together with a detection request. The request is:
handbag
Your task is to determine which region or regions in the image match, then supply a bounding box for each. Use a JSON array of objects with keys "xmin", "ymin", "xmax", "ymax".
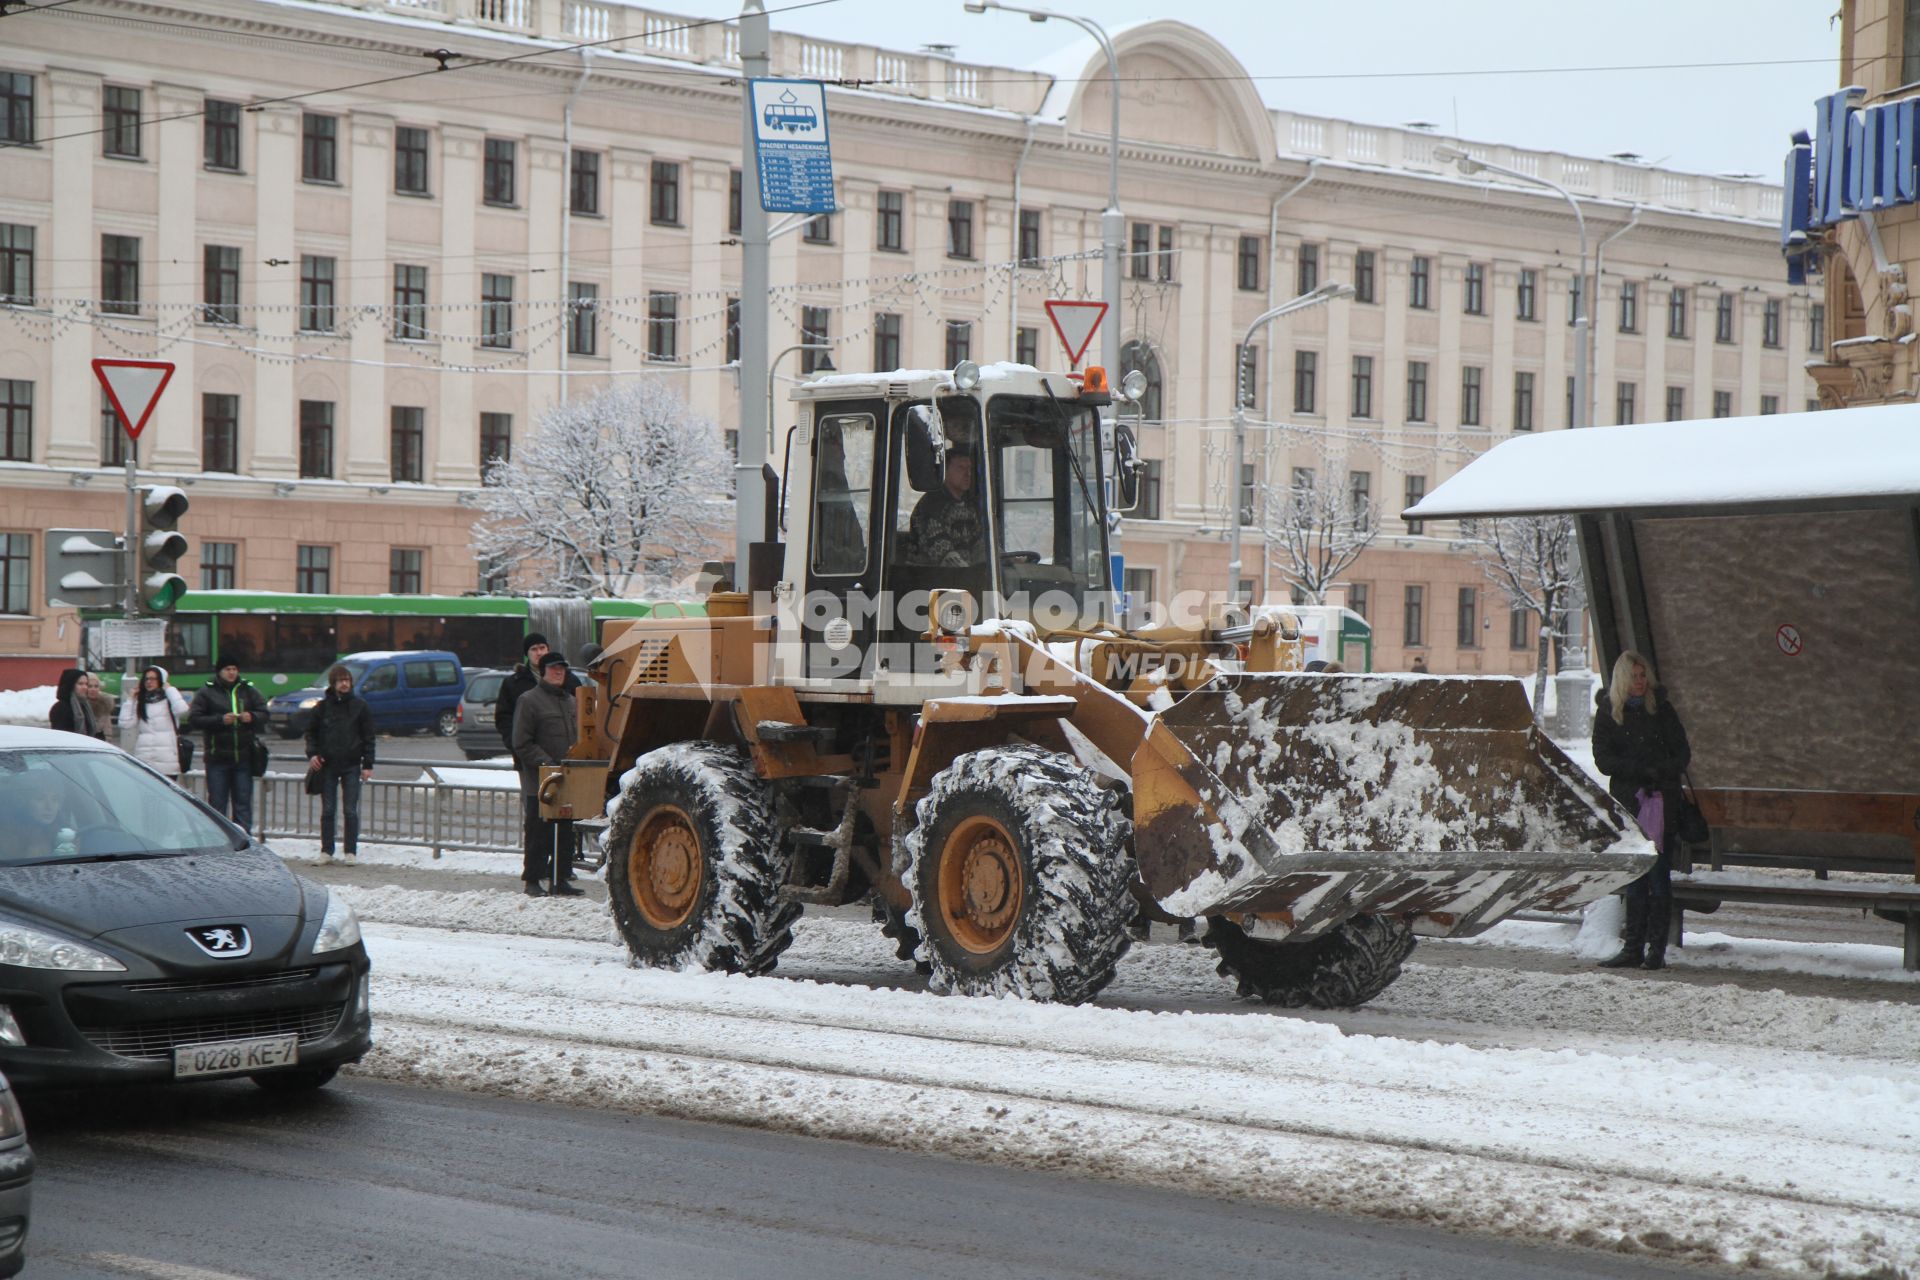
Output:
[
  {"xmin": 1677, "ymin": 771, "xmax": 1711, "ymax": 846},
  {"xmin": 248, "ymin": 733, "xmax": 270, "ymax": 778},
  {"xmin": 163, "ymin": 698, "xmax": 194, "ymax": 775},
  {"xmin": 304, "ymin": 762, "xmax": 325, "ymax": 797}
]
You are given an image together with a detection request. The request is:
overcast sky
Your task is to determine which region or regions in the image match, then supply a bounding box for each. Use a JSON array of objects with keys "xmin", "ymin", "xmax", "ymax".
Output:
[{"xmin": 689, "ymin": 0, "xmax": 1840, "ymax": 177}]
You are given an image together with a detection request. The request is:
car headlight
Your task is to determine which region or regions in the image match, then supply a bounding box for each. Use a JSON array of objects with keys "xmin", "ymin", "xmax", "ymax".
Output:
[
  {"xmin": 0, "ymin": 1086, "xmax": 22, "ymax": 1140},
  {"xmin": 0, "ymin": 923, "xmax": 126, "ymax": 972},
  {"xmin": 313, "ymin": 892, "xmax": 362, "ymax": 954},
  {"xmin": 298, "ymin": 698, "xmax": 320, "ymax": 709}
]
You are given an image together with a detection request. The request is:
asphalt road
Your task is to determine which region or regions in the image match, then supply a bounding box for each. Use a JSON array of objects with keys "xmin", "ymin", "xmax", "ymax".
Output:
[{"xmin": 19, "ymin": 1078, "xmax": 1709, "ymax": 1280}]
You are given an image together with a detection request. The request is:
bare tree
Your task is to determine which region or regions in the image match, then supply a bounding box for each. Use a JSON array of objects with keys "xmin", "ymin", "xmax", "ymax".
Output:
[
  {"xmin": 1259, "ymin": 473, "xmax": 1379, "ymax": 605},
  {"xmin": 1464, "ymin": 515, "xmax": 1585, "ymax": 724},
  {"xmin": 471, "ymin": 380, "xmax": 729, "ymax": 597}
]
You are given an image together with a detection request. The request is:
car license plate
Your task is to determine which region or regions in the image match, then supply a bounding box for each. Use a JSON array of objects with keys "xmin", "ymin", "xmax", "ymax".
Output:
[{"xmin": 173, "ymin": 1033, "xmax": 299, "ymax": 1079}]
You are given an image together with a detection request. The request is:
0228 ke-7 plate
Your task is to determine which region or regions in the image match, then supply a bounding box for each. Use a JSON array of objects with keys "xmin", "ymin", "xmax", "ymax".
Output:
[{"xmin": 174, "ymin": 1033, "xmax": 299, "ymax": 1079}]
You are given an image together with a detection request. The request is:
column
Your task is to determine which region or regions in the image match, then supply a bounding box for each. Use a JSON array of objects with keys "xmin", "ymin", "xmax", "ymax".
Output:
[
  {"xmin": 147, "ymin": 81, "xmax": 201, "ymax": 473},
  {"xmin": 433, "ymin": 124, "xmax": 479, "ymax": 486},
  {"xmin": 249, "ymin": 105, "xmax": 299, "ymax": 477},
  {"xmin": 521, "ymin": 136, "xmax": 566, "ymax": 423},
  {"xmin": 608, "ymin": 146, "xmax": 649, "ymax": 378},
  {"xmin": 345, "ymin": 115, "xmax": 392, "ymax": 483},
  {"xmin": 686, "ymin": 158, "xmax": 731, "ymax": 423},
  {"xmin": 44, "ymin": 70, "xmax": 100, "ymax": 468}
]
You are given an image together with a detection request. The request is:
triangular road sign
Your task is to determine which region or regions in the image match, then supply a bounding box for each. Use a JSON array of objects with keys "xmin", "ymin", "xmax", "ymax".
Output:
[
  {"xmin": 92, "ymin": 358, "xmax": 176, "ymax": 442},
  {"xmin": 1043, "ymin": 299, "xmax": 1108, "ymax": 367}
]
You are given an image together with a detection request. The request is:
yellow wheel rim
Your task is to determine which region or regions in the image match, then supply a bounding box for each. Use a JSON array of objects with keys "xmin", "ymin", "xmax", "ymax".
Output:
[
  {"xmin": 937, "ymin": 815, "xmax": 1024, "ymax": 955},
  {"xmin": 628, "ymin": 804, "xmax": 703, "ymax": 930}
]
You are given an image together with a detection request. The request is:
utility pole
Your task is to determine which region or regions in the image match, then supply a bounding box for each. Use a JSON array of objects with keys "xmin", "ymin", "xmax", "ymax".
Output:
[{"xmin": 735, "ymin": 0, "xmax": 770, "ymax": 586}]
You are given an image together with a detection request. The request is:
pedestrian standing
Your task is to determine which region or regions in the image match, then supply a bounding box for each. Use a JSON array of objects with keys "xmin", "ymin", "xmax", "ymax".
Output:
[
  {"xmin": 48, "ymin": 669, "xmax": 97, "ymax": 738},
  {"xmin": 82, "ymin": 672, "xmax": 113, "ymax": 739},
  {"xmin": 189, "ymin": 657, "xmax": 271, "ymax": 832},
  {"xmin": 117, "ymin": 665, "xmax": 191, "ymax": 781},
  {"xmin": 510, "ymin": 650, "xmax": 582, "ymax": 897},
  {"xmin": 304, "ymin": 664, "xmax": 375, "ymax": 864},
  {"xmin": 1410, "ymin": 655, "xmax": 1429, "ymax": 674},
  {"xmin": 495, "ymin": 632, "xmax": 579, "ymax": 753},
  {"xmin": 1591, "ymin": 649, "xmax": 1692, "ymax": 971}
]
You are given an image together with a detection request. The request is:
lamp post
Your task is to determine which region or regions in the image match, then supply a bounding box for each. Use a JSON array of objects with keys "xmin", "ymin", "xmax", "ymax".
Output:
[
  {"xmin": 964, "ymin": 0, "xmax": 1122, "ymax": 374},
  {"xmin": 1435, "ymin": 145, "xmax": 1589, "ymax": 430},
  {"xmin": 1227, "ymin": 280, "xmax": 1355, "ymax": 601},
  {"xmin": 767, "ymin": 342, "xmax": 836, "ymax": 443}
]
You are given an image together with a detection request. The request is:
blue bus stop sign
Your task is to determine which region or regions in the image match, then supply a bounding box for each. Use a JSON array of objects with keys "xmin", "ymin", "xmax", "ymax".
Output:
[{"xmin": 750, "ymin": 79, "xmax": 836, "ymax": 215}]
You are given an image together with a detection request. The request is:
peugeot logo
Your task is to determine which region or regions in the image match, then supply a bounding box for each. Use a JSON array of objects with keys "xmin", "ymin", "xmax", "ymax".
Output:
[{"xmin": 186, "ymin": 925, "xmax": 252, "ymax": 958}]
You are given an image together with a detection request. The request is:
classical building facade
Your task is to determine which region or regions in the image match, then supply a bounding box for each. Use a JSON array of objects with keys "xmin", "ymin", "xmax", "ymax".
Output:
[{"xmin": 0, "ymin": 0, "xmax": 1810, "ymax": 685}]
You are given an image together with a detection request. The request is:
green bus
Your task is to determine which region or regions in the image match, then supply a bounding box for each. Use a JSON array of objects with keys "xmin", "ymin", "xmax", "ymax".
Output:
[{"xmin": 84, "ymin": 591, "xmax": 686, "ymax": 695}]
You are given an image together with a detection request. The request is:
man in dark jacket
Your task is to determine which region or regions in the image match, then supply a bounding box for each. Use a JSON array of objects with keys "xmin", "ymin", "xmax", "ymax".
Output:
[
  {"xmin": 510, "ymin": 651, "xmax": 581, "ymax": 897},
  {"xmin": 305, "ymin": 664, "xmax": 376, "ymax": 864},
  {"xmin": 188, "ymin": 657, "xmax": 271, "ymax": 833},
  {"xmin": 496, "ymin": 632, "xmax": 582, "ymax": 752}
]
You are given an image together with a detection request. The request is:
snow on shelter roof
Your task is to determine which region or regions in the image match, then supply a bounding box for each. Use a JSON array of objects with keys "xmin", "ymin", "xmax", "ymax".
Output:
[{"xmin": 1406, "ymin": 403, "xmax": 1920, "ymax": 520}]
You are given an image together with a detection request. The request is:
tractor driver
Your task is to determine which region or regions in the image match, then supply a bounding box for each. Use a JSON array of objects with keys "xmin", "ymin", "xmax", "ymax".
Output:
[{"xmin": 908, "ymin": 447, "xmax": 988, "ymax": 568}]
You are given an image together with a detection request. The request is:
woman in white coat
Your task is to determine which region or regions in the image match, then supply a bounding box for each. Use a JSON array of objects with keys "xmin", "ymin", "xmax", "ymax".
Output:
[{"xmin": 118, "ymin": 665, "xmax": 191, "ymax": 781}]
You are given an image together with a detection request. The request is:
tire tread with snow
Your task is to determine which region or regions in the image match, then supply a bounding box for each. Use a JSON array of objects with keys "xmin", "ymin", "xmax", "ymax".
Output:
[{"xmin": 1203, "ymin": 913, "xmax": 1416, "ymax": 1009}]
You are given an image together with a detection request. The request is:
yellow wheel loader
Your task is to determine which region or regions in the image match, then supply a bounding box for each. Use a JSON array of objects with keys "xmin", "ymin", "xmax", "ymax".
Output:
[{"xmin": 542, "ymin": 361, "xmax": 1650, "ymax": 1008}]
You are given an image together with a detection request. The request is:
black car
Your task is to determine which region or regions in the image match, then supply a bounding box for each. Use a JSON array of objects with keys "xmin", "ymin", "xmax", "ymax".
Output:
[
  {"xmin": 0, "ymin": 728, "xmax": 371, "ymax": 1091},
  {"xmin": 0, "ymin": 1075, "xmax": 28, "ymax": 1277}
]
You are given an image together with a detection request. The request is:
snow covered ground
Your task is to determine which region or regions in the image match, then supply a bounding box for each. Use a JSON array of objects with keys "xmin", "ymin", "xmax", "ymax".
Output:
[
  {"xmin": 0, "ymin": 685, "xmax": 55, "ymax": 725},
  {"xmin": 313, "ymin": 853, "xmax": 1920, "ymax": 1279}
]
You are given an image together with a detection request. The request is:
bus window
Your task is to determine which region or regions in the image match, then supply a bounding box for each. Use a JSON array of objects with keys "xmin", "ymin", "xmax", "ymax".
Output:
[
  {"xmin": 167, "ymin": 618, "xmax": 213, "ymax": 672},
  {"xmin": 339, "ymin": 616, "xmax": 392, "ymax": 654},
  {"xmin": 275, "ymin": 615, "xmax": 338, "ymax": 672},
  {"xmin": 215, "ymin": 616, "xmax": 271, "ymax": 669},
  {"xmin": 436, "ymin": 617, "xmax": 524, "ymax": 668}
]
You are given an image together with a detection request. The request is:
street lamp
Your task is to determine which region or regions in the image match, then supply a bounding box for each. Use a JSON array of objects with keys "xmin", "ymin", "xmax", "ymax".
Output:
[
  {"xmin": 767, "ymin": 342, "xmax": 836, "ymax": 447},
  {"xmin": 964, "ymin": 0, "xmax": 1123, "ymax": 375},
  {"xmin": 1227, "ymin": 280, "xmax": 1355, "ymax": 601},
  {"xmin": 1434, "ymin": 144, "xmax": 1589, "ymax": 430}
]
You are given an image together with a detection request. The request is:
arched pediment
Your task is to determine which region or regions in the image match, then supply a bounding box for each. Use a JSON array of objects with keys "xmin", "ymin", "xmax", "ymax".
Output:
[{"xmin": 1056, "ymin": 21, "xmax": 1273, "ymax": 164}]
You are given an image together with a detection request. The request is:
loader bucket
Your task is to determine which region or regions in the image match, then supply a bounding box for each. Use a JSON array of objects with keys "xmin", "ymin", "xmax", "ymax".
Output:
[{"xmin": 1129, "ymin": 674, "xmax": 1651, "ymax": 939}]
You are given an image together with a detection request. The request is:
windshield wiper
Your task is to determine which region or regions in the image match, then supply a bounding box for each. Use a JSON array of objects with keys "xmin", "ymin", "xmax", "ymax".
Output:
[{"xmin": 16, "ymin": 851, "xmax": 170, "ymax": 867}]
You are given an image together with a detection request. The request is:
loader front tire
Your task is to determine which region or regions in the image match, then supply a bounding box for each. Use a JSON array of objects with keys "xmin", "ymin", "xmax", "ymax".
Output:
[
  {"xmin": 1203, "ymin": 914, "xmax": 1416, "ymax": 1009},
  {"xmin": 903, "ymin": 746, "xmax": 1134, "ymax": 1004},
  {"xmin": 605, "ymin": 742, "xmax": 800, "ymax": 975}
]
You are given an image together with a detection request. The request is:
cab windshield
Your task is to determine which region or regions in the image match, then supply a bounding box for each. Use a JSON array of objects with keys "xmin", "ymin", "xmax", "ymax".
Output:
[
  {"xmin": 0, "ymin": 748, "xmax": 246, "ymax": 865},
  {"xmin": 987, "ymin": 395, "xmax": 1109, "ymax": 619}
]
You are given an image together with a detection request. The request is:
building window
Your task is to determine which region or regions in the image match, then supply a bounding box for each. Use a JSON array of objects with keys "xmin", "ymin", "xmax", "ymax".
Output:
[
  {"xmin": 800, "ymin": 306, "xmax": 830, "ymax": 373},
  {"xmin": 1716, "ymin": 292, "xmax": 1734, "ymax": 343},
  {"xmin": 1234, "ymin": 344, "xmax": 1260, "ymax": 411},
  {"xmin": 480, "ymin": 273, "xmax": 514, "ymax": 349},
  {"xmin": 101, "ymin": 396, "xmax": 129, "ymax": 466},
  {"xmin": 395, "ymin": 126, "xmax": 431, "ymax": 195},
  {"xmin": 721, "ymin": 296, "xmax": 739, "ymax": 365},
  {"xmin": 647, "ymin": 293, "xmax": 679, "ymax": 361},
  {"xmin": 1457, "ymin": 586, "xmax": 1478, "ymax": 648},
  {"xmin": 567, "ymin": 282, "xmax": 597, "ymax": 356},
  {"xmin": 1019, "ymin": 209, "xmax": 1043, "ymax": 264},
  {"xmin": 650, "ymin": 160, "xmax": 681, "ymax": 225},
  {"xmin": 1615, "ymin": 380, "xmax": 1636, "ymax": 425},
  {"xmin": 1665, "ymin": 385, "xmax": 1685, "ymax": 421},
  {"xmin": 299, "ymin": 254, "xmax": 336, "ymax": 333},
  {"xmin": 390, "ymin": 406, "xmax": 424, "ymax": 483},
  {"xmin": 202, "ymin": 244, "xmax": 240, "ymax": 325},
  {"xmin": 1404, "ymin": 585, "xmax": 1425, "ymax": 647},
  {"xmin": 1349, "ymin": 470, "xmax": 1372, "ymax": 530},
  {"xmin": 1566, "ymin": 375, "xmax": 1577, "ymax": 427},
  {"xmin": 1354, "ymin": 249, "xmax": 1377, "ymax": 303},
  {"xmin": 1297, "ymin": 243, "xmax": 1320, "ymax": 294},
  {"xmin": 1405, "ymin": 361, "xmax": 1428, "ymax": 422},
  {"xmin": 389, "ymin": 549, "xmax": 423, "ymax": 595},
  {"xmin": 393, "ymin": 264, "xmax": 428, "ymax": 340},
  {"xmin": 946, "ymin": 199, "xmax": 974, "ymax": 259},
  {"xmin": 1568, "ymin": 275, "xmax": 1584, "ymax": 326},
  {"xmin": 298, "ymin": 400, "xmax": 333, "ymax": 479},
  {"xmin": 876, "ymin": 191, "xmax": 904, "ymax": 251},
  {"xmin": 1667, "ymin": 287, "xmax": 1688, "ymax": 338},
  {"xmin": 1015, "ymin": 325, "xmax": 1038, "ymax": 367},
  {"xmin": 1238, "ymin": 463, "xmax": 1256, "ymax": 527},
  {"xmin": 1293, "ymin": 350, "xmax": 1318, "ymax": 415},
  {"xmin": 102, "ymin": 234, "xmax": 140, "ymax": 315},
  {"xmin": 0, "ymin": 224, "xmax": 32, "ymax": 305},
  {"xmin": 201, "ymin": 392, "xmax": 239, "ymax": 473},
  {"xmin": 1464, "ymin": 263, "xmax": 1486, "ymax": 315},
  {"xmin": 0, "ymin": 379, "xmax": 29, "ymax": 462},
  {"xmin": 1460, "ymin": 366, "xmax": 1483, "ymax": 427},
  {"xmin": 200, "ymin": 541, "xmax": 236, "ymax": 591},
  {"xmin": 301, "ymin": 113, "xmax": 337, "ymax": 183},
  {"xmin": 1516, "ymin": 268, "xmax": 1537, "ymax": 321},
  {"xmin": 803, "ymin": 212, "xmax": 833, "ymax": 244},
  {"xmin": 1712, "ymin": 390, "xmax": 1733, "ymax": 418},
  {"xmin": 945, "ymin": 320, "xmax": 972, "ymax": 367},
  {"xmin": 1157, "ymin": 225, "xmax": 1175, "ymax": 282},
  {"xmin": 873, "ymin": 312, "xmax": 901, "ymax": 371},
  {"xmin": 0, "ymin": 71, "xmax": 32, "ymax": 146},
  {"xmin": 1763, "ymin": 297, "xmax": 1782, "ymax": 348},
  {"xmin": 103, "ymin": 86, "xmax": 142, "ymax": 159},
  {"xmin": 1120, "ymin": 340, "xmax": 1163, "ymax": 421},
  {"xmin": 1404, "ymin": 474, "xmax": 1426, "ymax": 534},
  {"xmin": 1509, "ymin": 606, "xmax": 1530, "ymax": 650},
  {"xmin": 1236, "ymin": 234, "xmax": 1261, "ymax": 291},
  {"xmin": 296, "ymin": 545, "xmax": 332, "ymax": 595},
  {"xmin": 203, "ymin": 99, "xmax": 240, "ymax": 171},
  {"xmin": 483, "ymin": 137, "xmax": 516, "ymax": 206},
  {"xmin": 1809, "ymin": 302, "xmax": 1825, "ymax": 354},
  {"xmin": 571, "ymin": 149, "xmax": 600, "ymax": 215},
  {"xmin": 1618, "ymin": 281, "xmax": 1638, "ymax": 333},
  {"xmin": 480, "ymin": 412, "xmax": 512, "ymax": 470},
  {"xmin": 1129, "ymin": 222, "xmax": 1152, "ymax": 280},
  {"xmin": 1513, "ymin": 370, "xmax": 1535, "ymax": 431},
  {"xmin": 1350, "ymin": 355, "xmax": 1374, "ymax": 419},
  {"xmin": 729, "ymin": 169, "xmax": 742, "ymax": 236},
  {"xmin": 1761, "ymin": 394, "xmax": 1780, "ymax": 415},
  {"xmin": 1409, "ymin": 256, "xmax": 1431, "ymax": 309},
  {"xmin": 1136, "ymin": 458, "xmax": 1163, "ymax": 519},
  {"xmin": 1348, "ymin": 583, "xmax": 1368, "ymax": 620}
]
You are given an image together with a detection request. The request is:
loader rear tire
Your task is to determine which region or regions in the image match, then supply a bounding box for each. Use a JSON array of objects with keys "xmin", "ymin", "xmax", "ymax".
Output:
[
  {"xmin": 903, "ymin": 745, "xmax": 1134, "ymax": 1005},
  {"xmin": 869, "ymin": 894, "xmax": 933, "ymax": 975},
  {"xmin": 1203, "ymin": 914, "xmax": 1415, "ymax": 1009},
  {"xmin": 605, "ymin": 742, "xmax": 800, "ymax": 976}
]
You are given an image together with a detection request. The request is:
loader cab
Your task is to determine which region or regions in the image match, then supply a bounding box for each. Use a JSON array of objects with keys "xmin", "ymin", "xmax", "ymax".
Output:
[{"xmin": 785, "ymin": 365, "xmax": 1116, "ymax": 694}]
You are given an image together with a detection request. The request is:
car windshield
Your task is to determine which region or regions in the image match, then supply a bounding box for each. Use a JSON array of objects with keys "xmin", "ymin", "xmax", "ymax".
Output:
[
  {"xmin": 465, "ymin": 673, "xmax": 504, "ymax": 702},
  {"xmin": 0, "ymin": 748, "xmax": 245, "ymax": 866}
]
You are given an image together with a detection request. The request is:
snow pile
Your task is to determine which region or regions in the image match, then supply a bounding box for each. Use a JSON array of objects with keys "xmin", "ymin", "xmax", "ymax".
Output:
[{"xmin": 0, "ymin": 686, "xmax": 55, "ymax": 725}]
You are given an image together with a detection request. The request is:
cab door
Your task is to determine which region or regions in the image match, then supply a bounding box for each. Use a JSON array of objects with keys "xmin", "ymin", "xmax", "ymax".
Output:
[{"xmin": 802, "ymin": 400, "xmax": 885, "ymax": 680}]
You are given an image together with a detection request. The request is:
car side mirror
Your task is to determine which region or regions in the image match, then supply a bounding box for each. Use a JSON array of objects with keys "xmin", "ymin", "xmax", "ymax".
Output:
[{"xmin": 1112, "ymin": 421, "xmax": 1142, "ymax": 513}]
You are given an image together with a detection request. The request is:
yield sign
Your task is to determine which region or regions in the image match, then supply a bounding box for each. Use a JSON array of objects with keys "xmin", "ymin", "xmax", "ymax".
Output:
[
  {"xmin": 92, "ymin": 358, "xmax": 176, "ymax": 442},
  {"xmin": 1043, "ymin": 299, "xmax": 1108, "ymax": 367}
]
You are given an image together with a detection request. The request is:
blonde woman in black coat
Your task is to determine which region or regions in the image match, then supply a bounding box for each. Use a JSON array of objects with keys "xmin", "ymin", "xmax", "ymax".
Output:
[{"xmin": 1590, "ymin": 649, "xmax": 1692, "ymax": 970}]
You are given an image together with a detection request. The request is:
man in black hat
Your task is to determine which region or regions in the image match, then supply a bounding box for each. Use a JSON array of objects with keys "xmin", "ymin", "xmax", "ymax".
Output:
[
  {"xmin": 495, "ymin": 631, "xmax": 579, "ymax": 753},
  {"xmin": 510, "ymin": 650, "xmax": 582, "ymax": 896}
]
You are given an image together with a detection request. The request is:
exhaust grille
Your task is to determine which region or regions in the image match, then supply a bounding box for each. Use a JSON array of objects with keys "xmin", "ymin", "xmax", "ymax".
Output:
[
  {"xmin": 633, "ymin": 639, "xmax": 672, "ymax": 684},
  {"xmin": 122, "ymin": 968, "xmax": 318, "ymax": 995}
]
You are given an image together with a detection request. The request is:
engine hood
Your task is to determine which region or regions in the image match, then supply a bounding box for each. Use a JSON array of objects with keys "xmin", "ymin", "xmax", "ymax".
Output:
[{"xmin": 0, "ymin": 846, "xmax": 305, "ymax": 940}]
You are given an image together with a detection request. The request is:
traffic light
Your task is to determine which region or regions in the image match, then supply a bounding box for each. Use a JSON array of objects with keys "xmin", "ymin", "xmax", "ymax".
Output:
[
  {"xmin": 137, "ymin": 485, "xmax": 190, "ymax": 614},
  {"xmin": 43, "ymin": 529, "xmax": 126, "ymax": 610}
]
